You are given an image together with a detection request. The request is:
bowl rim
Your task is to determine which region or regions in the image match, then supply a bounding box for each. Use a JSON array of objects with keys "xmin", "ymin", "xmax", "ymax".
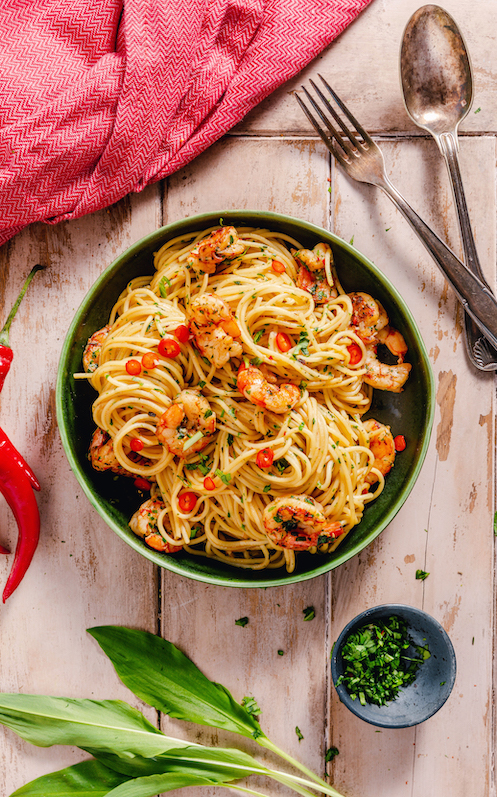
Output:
[
  {"xmin": 56, "ymin": 209, "xmax": 435, "ymax": 588},
  {"xmin": 330, "ymin": 602, "xmax": 457, "ymax": 727}
]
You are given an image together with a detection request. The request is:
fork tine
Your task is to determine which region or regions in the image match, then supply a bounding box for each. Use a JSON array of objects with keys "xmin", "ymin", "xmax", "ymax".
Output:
[
  {"xmin": 317, "ymin": 74, "xmax": 374, "ymax": 147},
  {"xmin": 308, "ymin": 79, "xmax": 361, "ymax": 151},
  {"xmin": 294, "ymin": 92, "xmax": 350, "ymax": 169},
  {"xmin": 300, "ymin": 86, "xmax": 355, "ymax": 160}
]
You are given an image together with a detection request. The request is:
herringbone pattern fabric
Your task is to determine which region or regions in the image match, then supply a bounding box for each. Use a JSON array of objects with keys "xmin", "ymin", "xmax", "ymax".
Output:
[{"xmin": 0, "ymin": 0, "xmax": 372, "ymax": 244}]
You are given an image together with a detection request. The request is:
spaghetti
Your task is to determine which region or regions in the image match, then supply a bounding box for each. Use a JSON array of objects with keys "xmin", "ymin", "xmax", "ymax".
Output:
[{"xmin": 75, "ymin": 225, "xmax": 411, "ymax": 573}]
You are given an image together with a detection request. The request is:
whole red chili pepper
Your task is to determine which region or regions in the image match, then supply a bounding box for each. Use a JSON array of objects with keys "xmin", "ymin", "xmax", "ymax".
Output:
[
  {"xmin": 0, "ymin": 265, "xmax": 43, "ymax": 597},
  {"xmin": 0, "ymin": 429, "xmax": 40, "ymax": 602},
  {"xmin": 0, "ymin": 265, "xmax": 43, "ymax": 390}
]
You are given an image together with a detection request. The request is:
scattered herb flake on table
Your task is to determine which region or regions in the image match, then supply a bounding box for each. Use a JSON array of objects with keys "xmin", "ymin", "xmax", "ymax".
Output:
[
  {"xmin": 336, "ymin": 615, "xmax": 430, "ymax": 706},
  {"xmin": 303, "ymin": 606, "xmax": 315, "ymax": 621},
  {"xmin": 416, "ymin": 569, "xmax": 430, "ymax": 580},
  {"xmin": 235, "ymin": 616, "xmax": 249, "ymax": 627}
]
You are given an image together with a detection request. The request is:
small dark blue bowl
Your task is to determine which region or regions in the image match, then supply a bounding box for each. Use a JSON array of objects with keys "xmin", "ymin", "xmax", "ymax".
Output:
[{"xmin": 331, "ymin": 604, "xmax": 457, "ymax": 728}]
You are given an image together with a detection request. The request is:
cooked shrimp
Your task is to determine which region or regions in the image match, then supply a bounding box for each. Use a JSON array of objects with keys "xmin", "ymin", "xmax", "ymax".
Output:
[
  {"xmin": 364, "ymin": 346, "xmax": 411, "ymax": 393},
  {"xmin": 89, "ymin": 428, "xmax": 130, "ymax": 476},
  {"xmin": 156, "ymin": 389, "xmax": 216, "ymax": 457},
  {"xmin": 348, "ymin": 292, "xmax": 411, "ymax": 391},
  {"xmin": 189, "ymin": 293, "xmax": 242, "ymax": 368},
  {"xmin": 349, "ymin": 292, "xmax": 389, "ymax": 345},
  {"xmin": 293, "ymin": 242, "xmax": 337, "ymax": 304},
  {"xmin": 83, "ymin": 325, "xmax": 111, "ymax": 373},
  {"xmin": 186, "ymin": 226, "xmax": 246, "ymax": 274},
  {"xmin": 129, "ymin": 497, "xmax": 182, "ymax": 553},
  {"xmin": 237, "ymin": 365, "xmax": 300, "ymax": 413},
  {"xmin": 363, "ymin": 419, "xmax": 396, "ymax": 484},
  {"xmin": 263, "ymin": 494, "xmax": 344, "ymax": 550},
  {"xmin": 349, "ymin": 291, "xmax": 408, "ymax": 361}
]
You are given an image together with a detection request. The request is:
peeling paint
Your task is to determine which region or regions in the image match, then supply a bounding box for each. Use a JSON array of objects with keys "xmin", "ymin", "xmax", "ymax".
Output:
[
  {"xmin": 441, "ymin": 594, "xmax": 461, "ymax": 632},
  {"xmin": 436, "ymin": 370, "xmax": 457, "ymax": 461}
]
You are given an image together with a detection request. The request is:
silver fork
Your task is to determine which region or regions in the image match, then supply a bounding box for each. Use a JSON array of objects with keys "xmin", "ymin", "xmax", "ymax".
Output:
[{"xmin": 295, "ymin": 76, "xmax": 497, "ymax": 370}]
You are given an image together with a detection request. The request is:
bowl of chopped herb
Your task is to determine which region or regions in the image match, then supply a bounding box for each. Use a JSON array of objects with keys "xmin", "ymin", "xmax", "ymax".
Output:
[{"xmin": 331, "ymin": 604, "xmax": 456, "ymax": 728}]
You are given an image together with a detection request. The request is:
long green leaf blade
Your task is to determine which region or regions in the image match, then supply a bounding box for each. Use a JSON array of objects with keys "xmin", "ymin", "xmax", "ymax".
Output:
[
  {"xmin": 0, "ymin": 695, "xmax": 189, "ymax": 758},
  {"xmin": 88, "ymin": 627, "xmax": 263, "ymax": 740},
  {"xmin": 10, "ymin": 759, "xmax": 129, "ymax": 796},
  {"xmin": 106, "ymin": 773, "xmax": 220, "ymax": 797},
  {"xmin": 88, "ymin": 744, "xmax": 269, "ymax": 781}
]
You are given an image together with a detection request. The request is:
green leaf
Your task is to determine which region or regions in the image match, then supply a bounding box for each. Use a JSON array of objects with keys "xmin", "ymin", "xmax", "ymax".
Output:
[
  {"xmin": 10, "ymin": 759, "xmax": 129, "ymax": 796},
  {"xmin": 88, "ymin": 627, "xmax": 263, "ymax": 741},
  {"xmin": 105, "ymin": 772, "xmax": 219, "ymax": 797},
  {"xmin": 0, "ymin": 694, "xmax": 185, "ymax": 758},
  {"xmin": 85, "ymin": 745, "xmax": 265, "ymax": 782},
  {"xmin": 415, "ymin": 569, "xmax": 429, "ymax": 581}
]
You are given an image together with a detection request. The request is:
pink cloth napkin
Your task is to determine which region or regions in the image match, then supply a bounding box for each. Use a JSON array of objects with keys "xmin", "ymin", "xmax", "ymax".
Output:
[{"xmin": 0, "ymin": 0, "xmax": 371, "ymax": 245}]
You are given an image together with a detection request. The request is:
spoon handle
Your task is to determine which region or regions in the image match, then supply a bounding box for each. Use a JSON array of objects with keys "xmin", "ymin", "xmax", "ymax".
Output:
[
  {"xmin": 437, "ymin": 131, "xmax": 493, "ymax": 292},
  {"xmin": 377, "ymin": 174, "xmax": 497, "ymax": 351}
]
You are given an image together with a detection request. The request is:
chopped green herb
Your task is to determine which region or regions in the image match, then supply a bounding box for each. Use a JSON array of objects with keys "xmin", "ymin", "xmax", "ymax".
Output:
[
  {"xmin": 474, "ymin": 107, "xmax": 481, "ymax": 113},
  {"xmin": 241, "ymin": 696, "xmax": 260, "ymax": 717},
  {"xmin": 325, "ymin": 747, "xmax": 339, "ymax": 764},
  {"xmin": 415, "ymin": 569, "xmax": 430, "ymax": 580},
  {"xmin": 303, "ymin": 606, "xmax": 315, "ymax": 621},
  {"xmin": 275, "ymin": 458, "xmax": 290, "ymax": 474},
  {"xmin": 204, "ymin": 409, "xmax": 213, "ymax": 419},
  {"xmin": 295, "ymin": 727, "xmax": 304, "ymax": 742},
  {"xmin": 277, "ymin": 649, "xmax": 284, "ymax": 656},
  {"xmin": 335, "ymin": 615, "xmax": 430, "ymax": 706},
  {"xmin": 215, "ymin": 469, "xmax": 232, "ymax": 485},
  {"xmin": 227, "ymin": 433, "xmax": 234, "ymax": 446},
  {"xmin": 263, "ymin": 484, "xmax": 272, "ymax": 493},
  {"xmin": 253, "ymin": 329, "xmax": 265, "ymax": 343},
  {"xmin": 159, "ymin": 276, "xmax": 171, "ymax": 297},
  {"xmin": 235, "ymin": 616, "xmax": 249, "ymax": 627},
  {"xmin": 494, "ymin": 511, "xmax": 497, "ymax": 536}
]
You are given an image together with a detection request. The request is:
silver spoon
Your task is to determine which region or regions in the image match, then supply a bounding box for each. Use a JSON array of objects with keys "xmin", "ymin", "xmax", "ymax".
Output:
[{"xmin": 400, "ymin": 4, "xmax": 497, "ymax": 371}]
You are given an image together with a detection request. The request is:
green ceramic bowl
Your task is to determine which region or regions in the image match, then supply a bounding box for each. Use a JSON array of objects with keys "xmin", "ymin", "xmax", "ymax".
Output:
[{"xmin": 56, "ymin": 210, "xmax": 435, "ymax": 587}]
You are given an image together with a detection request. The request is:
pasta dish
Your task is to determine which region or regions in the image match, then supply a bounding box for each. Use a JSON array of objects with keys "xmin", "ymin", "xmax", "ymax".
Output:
[{"xmin": 75, "ymin": 224, "xmax": 411, "ymax": 573}]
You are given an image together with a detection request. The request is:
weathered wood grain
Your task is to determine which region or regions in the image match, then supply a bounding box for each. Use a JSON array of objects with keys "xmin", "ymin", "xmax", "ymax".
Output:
[
  {"xmin": 238, "ymin": 0, "xmax": 497, "ymax": 136},
  {"xmin": 0, "ymin": 185, "xmax": 162, "ymax": 796}
]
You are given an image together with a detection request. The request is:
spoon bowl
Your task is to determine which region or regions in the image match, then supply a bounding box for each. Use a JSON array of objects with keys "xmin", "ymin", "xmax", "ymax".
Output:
[{"xmin": 400, "ymin": 4, "xmax": 472, "ymax": 136}]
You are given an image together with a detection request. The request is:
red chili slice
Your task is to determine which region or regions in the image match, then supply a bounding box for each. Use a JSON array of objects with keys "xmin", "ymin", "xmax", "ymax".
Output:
[
  {"xmin": 126, "ymin": 359, "xmax": 142, "ymax": 376},
  {"xmin": 203, "ymin": 476, "xmax": 216, "ymax": 491},
  {"xmin": 346, "ymin": 343, "xmax": 362, "ymax": 365},
  {"xmin": 271, "ymin": 259, "xmax": 286, "ymax": 274},
  {"xmin": 174, "ymin": 324, "xmax": 190, "ymax": 343},
  {"xmin": 134, "ymin": 478, "xmax": 151, "ymax": 491},
  {"xmin": 276, "ymin": 332, "xmax": 292, "ymax": 353},
  {"xmin": 130, "ymin": 438, "xmax": 144, "ymax": 452},
  {"xmin": 141, "ymin": 352, "xmax": 158, "ymax": 369},
  {"xmin": 178, "ymin": 491, "xmax": 197, "ymax": 512},
  {"xmin": 158, "ymin": 338, "xmax": 181, "ymax": 358},
  {"xmin": 256, "ymin": 448, "xmax": 274, "ymax": 469},
  {"xmin": 394, "ymin": 435, "xmax": 406, "ymax": 452}
]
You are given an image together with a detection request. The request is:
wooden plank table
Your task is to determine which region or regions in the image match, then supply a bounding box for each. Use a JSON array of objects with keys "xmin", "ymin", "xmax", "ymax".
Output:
[{"xmin": 0, "ymin": 1, "xmax": 495, "ymax": 795}]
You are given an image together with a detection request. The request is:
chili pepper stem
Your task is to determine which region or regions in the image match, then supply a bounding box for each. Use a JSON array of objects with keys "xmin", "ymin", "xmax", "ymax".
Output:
[{"xmin": 0, "ymin": 265, "xmax": 44, "ymax": 348}]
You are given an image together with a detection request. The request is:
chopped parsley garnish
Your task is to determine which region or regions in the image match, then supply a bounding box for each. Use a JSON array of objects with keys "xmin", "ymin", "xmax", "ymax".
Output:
[
  {"xmin": 275, "ymin": 458, "xmax": 290, "ymax": 473},
  {"xmin": 263, "ymin": 484, "xmax": 272, "ymax": 493},
  {"xmin": 292, "ymin": 330, "xmax": 310, "ymax": 357},
  {"xmin": 235, "ymin": 616, "xmax": 249, "ymax": 627},
  {"xmin": 227, "ymin": 433, "xmax": 234, "ymax": 446},
  {"xmin": 335, "ymin": 615, "xmax": 430, "ymax": 706},
  {"xmin": 295, "ymin": 727, "xmax": 304, "ymax": 742},
  {"xmin": 215, "ymin": 469, "xmax": 232, "ymax": 485},
  {"xmin": 159, "ymin": 276, "xmax": 171, "ymax": 297},
  {"xmin": 253, "ymin": 329, "xmax": 265, "ymax": 344},
  {"xmin": 204, "ymin": 409, "xmax": 213, "ymax": 419},
  {"xmin": 325, "ymin": 746, "xmax": 339, "ymax": 764},
  {"xmin": 415, "ymin": 569, "xmax": 430, "ymax": 580},
  {"xmin": 303, "ymin": 606, "xmax": 315, "ymax": 621},
  {"xmin": 241, "ymin": 696, "xmax": 261, "ymax": 717}
]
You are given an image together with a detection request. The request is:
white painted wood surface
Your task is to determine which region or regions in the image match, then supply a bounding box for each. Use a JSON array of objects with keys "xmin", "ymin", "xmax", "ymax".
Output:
[{"xmin": 0, "ymin": 2, "xmax": 495, "ymax": 796}]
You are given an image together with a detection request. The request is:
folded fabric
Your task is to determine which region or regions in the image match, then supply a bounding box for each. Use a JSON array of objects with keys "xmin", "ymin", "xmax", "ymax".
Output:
[{"xmin": 0, "ymin": 0, "xmax": 372, "ymax": 245}]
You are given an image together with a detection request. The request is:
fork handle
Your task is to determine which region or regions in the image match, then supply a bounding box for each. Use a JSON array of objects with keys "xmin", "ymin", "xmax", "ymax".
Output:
[{"xmin": 379, "ymin": 175, "xmax": 497, "ymax": 351}]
